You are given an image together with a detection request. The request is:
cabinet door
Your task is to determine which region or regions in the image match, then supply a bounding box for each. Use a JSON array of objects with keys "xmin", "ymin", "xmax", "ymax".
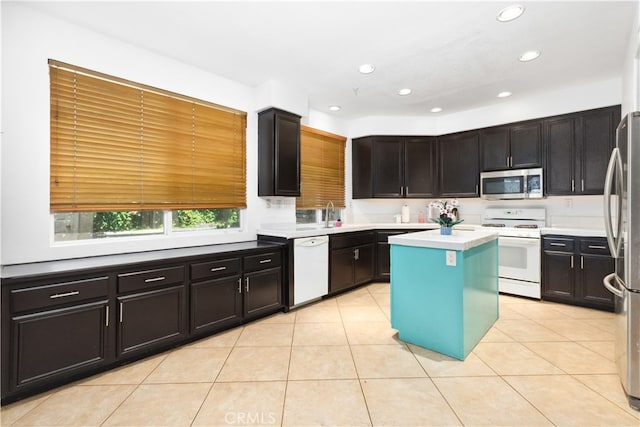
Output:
[
  {"xmin": 353, "ymin": 244, "xmax": 374, "ymax": 285},
  {"xmin": 405, "ymin": 137, "xmax": 437, "ymax": 197},
  {"xmin": 330, "ymin": 247, "xmax": 355, "ymax": 293},
  {"xmin": 542, "ymin": 252, "xmax": 575, "ymax": 301},
  {"xmin": 579, "ymin": 107, "xmax": 618, "ymax": 194},
  {"xmin": 10, "ymin": 300, "xmax": 110, "ymax": 391},
  {"xmin": 579, "ymin": 254, "xmax": 614, "ymax": 310},
  {"xmin": 352, "ymin": 137, "xmax": 373, "ymax": 199},
  {"xmin": 480, "ymin": 127, "xmax": 510, "ymax": 171},
  {"xmin": 376, "ymin": 242, "xmax": 391, "ymax": 280},
  {"xmin": 510, "ymin": 121, "xmax": 542, "ymax": 169},
  {"xmin": 190, "ymin": 275, "xmax": 242, "ymax": 336},
  {"xmin": 544, "ymin": 116, "xmax": 576, "ymax": 195},
  {"xmin": 274, "ymin": 112, "xmax": 301, "ymax": 196},
  {"xmin": 117, "ymin": 285, "xmax": 186, "ymax": 357},
  {"xmin": 372, "ymin": 137, "xmax": 404, "ymax": 197},
  {"xmin": 438, "ymin": 132, "xmax": 479, "ymax": 197},
  {"xmin": 243, "ymin": 267, "xmax": 282, "ymax": 319}
]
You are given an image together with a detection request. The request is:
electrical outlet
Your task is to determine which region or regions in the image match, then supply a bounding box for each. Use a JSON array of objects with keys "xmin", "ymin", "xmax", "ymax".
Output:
[{"xmin": 446, "ymin": 251, "xmax": 456, "ymax": 266}]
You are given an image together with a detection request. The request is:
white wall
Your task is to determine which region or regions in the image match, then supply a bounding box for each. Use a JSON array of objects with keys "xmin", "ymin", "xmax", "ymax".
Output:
[{"xmin": 1, "ymin": 4, "xmax": 262, "ymax": 264}]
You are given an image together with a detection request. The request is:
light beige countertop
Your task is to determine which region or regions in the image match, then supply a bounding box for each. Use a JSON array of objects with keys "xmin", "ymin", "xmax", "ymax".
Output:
[{"xmin": 388, "ymin": 229, "xmax": 499, "ymax": 251}]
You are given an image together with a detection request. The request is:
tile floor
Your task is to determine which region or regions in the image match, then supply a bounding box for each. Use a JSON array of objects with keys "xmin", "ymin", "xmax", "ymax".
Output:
[{"xmin": 2, "ymin": 282, "xmax": 640, "ymax": 426}]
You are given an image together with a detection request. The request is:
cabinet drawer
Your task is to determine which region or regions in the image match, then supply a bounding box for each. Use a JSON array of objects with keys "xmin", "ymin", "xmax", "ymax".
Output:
[
  {"xmin": 376, "ymin": 230, "xmax": 411, "ymax": 243},
  {"xmin": 580, "ymin": 239, "xmax": 611, "ymax": 256},
  {"xmin": 190, "ymin": 258, "xmax": 241, "ymax": 281},
  {"xmin": 118, "ymin": 266, "xmax": 185, "ymax": 294},
  {"xmin": 11, "ymin": 277, "xmax": 109, "ymax": 313},
  {"xmin": 244, "ymin": 252, "xmax": 281, "ymax": 272},
  {"xmin": 543, "ymin": 237, "xmax": 574, "ymax": 252},
  {"xmin": 331, "ymin": 231, "xmax": 375, "ymax": 250}
]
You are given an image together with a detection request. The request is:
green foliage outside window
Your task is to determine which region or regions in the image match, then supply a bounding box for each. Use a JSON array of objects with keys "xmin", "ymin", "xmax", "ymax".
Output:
[{"xmin": 173, "ymin": 209, "xmax": 240, "ymax": 229}]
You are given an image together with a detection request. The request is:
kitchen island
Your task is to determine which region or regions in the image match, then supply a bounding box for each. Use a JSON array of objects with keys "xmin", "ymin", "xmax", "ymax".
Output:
[{"xmin": 389, "ymin": 229, "xmax": 499, "ymax": 360}]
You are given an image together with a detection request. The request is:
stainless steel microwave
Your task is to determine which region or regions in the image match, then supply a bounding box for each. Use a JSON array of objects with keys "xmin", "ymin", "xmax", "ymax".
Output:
[{"xmin": 480, "ymin": 168, "xmax": 543, "ymax": 200}]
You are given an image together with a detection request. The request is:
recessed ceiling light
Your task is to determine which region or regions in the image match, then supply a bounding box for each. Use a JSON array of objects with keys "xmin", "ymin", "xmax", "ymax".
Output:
[
  {"xmin": 519, "ymin": 50, "xmax": 541, "ymax": 62},
  {"xmin": 497, "ymin": 91, "xmax": 512, "ymax": 98},
  {"xmin": 397, "ymin": 88, "xmax": 412, "ymax": 96},
  {"xmin": 359, "ymin": 64, "xmax": 375, "ymax": 74},
  {"xmin": 328, "ymin": 105, "xmax": 341, "ymax": 112},
  {"xmin": 430, "ymin": 107, "xmax": 443, "ymax": 113},
  {"xmin": 497, "ymin": 4, "xmax": 525, "ymax": 22}
]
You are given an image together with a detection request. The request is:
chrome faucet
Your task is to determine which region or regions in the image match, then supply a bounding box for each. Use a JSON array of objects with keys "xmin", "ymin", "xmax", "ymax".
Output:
[{"xmin": 325, "ymin": 201, "xmax": 335, "ymax": 228}]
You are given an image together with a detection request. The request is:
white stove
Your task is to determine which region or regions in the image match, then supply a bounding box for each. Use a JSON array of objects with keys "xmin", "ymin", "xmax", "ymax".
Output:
[{"xmin": 480, "ymin": 208, "xmax": 546, "ymax": 299}]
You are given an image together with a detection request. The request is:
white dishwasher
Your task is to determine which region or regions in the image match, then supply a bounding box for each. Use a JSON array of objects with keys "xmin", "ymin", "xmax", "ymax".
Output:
[{"xmin": 293, "ymin": 235, "xmax": 329, "ymax": 306}]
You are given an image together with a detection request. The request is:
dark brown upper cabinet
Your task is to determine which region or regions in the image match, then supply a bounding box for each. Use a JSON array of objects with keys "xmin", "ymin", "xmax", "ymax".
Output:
[
  {"xmin": 352, "ymin": 136, "xmax": 437, "ymax": 199},
  {"xmin": 258, "ymin": 108, "xmax": 301, "ymax": 197},
  {"xmin": 438, "ymin": 131, "xmax": 479, "ymax": 198},
  {"xmin": 480, "ymin": 121, "xmax": 542, "ymax": 171},
  {"xmin": 544, "ymin": 105, "xmax": 620, "ymax": 195}
]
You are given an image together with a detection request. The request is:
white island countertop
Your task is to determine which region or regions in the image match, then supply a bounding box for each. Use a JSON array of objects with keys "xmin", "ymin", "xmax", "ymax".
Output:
[{"xmin": 388, "ymin": 229, "xmax": 498, "ymax": 251}]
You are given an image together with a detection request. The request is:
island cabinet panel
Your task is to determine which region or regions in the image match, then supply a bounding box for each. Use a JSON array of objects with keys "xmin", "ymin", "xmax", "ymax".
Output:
[
  {"xmin": 438, "ymin": 131, "xmax": 479, "ymax": 197},
  {"xmin": 329, "ymin": 231, "xmax": 375, "ymax": 294},
  {"xmin": 542, "ymin": 235, "xmax": 613, "ymax": 311},
  {"xmin": 544, "ymin": 105, "xmax": 620, "ymax": 196},
  {"xmin": 258, "ymin": 108, "xmax": 301, "ymax": 197},
  {"xmin": 480, "ymin": 121, "xmax": 542, "ymax": 172}
]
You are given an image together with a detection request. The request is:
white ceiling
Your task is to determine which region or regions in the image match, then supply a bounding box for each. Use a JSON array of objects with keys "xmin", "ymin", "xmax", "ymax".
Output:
[{"xmin": 22, "ymin": 1, "xmax": 637, "ymax": 119}]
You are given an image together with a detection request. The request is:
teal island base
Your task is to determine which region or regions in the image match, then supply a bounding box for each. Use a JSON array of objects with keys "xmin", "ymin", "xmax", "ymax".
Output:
[{"xmin": 390, "ymin": 237, "xmax": 498, "ymax": 360}]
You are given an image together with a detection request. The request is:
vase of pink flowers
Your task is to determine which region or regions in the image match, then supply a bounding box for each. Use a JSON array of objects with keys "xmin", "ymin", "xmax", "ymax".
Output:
[{"xmin": 428, "ymin": 199, "xmax": 463, "ymax": 235}]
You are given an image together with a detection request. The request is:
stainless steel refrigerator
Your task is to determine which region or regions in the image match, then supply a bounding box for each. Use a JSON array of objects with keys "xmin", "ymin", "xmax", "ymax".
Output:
[{"xmin": 603, "ymin": 111, "xmax": 640, "ymax": 410}]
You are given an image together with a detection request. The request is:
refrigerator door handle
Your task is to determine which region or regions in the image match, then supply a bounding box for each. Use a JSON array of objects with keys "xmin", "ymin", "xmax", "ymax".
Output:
[
  {"xmin": 603, "ymin": 273, "xmax": 624, "ymax": 298},
  {"xmin": 603, "ymin": 148, "xmax": 623, "ymax": 258}
]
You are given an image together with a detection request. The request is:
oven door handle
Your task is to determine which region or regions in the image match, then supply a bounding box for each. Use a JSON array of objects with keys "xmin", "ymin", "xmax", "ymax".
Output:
[{"xmin": 499, "ymin": 237, "xmax": 539, "ymax": 245}]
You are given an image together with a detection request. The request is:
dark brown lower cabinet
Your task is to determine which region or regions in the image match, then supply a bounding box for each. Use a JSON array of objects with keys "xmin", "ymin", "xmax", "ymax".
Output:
[
  {"xmin": 191, "ymin": 275, "xmax": 242, "ymax": 336},
  {"xmin": 10, "ymin": 300, "xmax": 110, "ymax": 392},
  {"xmin": 117, "ymin": 285, "xmax": 187, "ymax": 357},
  {"xmin": 375, "ymin": 230, "xmax": 420, "ymax": 281},
  {"xmin": 329, "ymin": 232, "xmax": 374, "ymax": 294},
  {"xmin": 1, "ymin": 242, "xmax": 285, "ymax": 405},
  {"xmin": 542, "ymin": 235, "xmax": 614, "ymax": 311},
  {"xmin": 243, "ymin": 267, "xmax": 282, "ymax": 318}
]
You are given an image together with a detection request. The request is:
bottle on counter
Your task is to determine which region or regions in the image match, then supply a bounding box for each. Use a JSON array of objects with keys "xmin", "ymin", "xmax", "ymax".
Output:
[
  {"xmin": 401, "ymin": 204, "xmax": 410, "ymax": 223},
  {"xmin": 335, "ymin": 218, "xmax": 342, "ymax": 227},
  {"xmin": 418, "ymin": 210, "xmax": 425, "ymax": 223}
]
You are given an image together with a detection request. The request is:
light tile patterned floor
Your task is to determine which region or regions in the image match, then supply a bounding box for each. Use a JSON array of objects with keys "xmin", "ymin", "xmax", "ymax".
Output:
[{"xmin": 2, "ymin": 283, "xmax": 639, "ymax": 426}]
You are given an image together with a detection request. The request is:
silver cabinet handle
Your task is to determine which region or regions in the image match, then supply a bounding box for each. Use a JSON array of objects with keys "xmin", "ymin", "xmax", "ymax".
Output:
[
  {"xmin": 210, "ymin": 266, "xmax": 227, "ymax": 272},
  {"xmin": 506, "ymin": 156, "xmax": 510, "ymax": 167},
  {"xmin": 50, "ymin": 290, "xmax": 79, "ymax": 299},
  {"xmin": 588, "ymin": 245, "xmax": 607, "ymax": 250},
  {"xmin": 145, "ymin": 276, "xmax": 165, "ymax": 283},
  {"xmin": 237, "ymin": 278, "xmax": 242, "ymax": 293},
  {"xmin": 581, "ymin": 179, "xmax": 584, "ymax": 192},
  {"xmin": 354, "ymin": 248, "xmax": 360, "ymax": 260},
  {"xmin": 570, "ymin": 255, "xmax": 574, "ymax": 269},
  {"xmin": 476, "ymin": 184, "xmax": 479, "ymax": 194},
  {"xmin": 105, "ymin": 306, "xmax": 109, "ymax": 327},
  {"xmin": 245, "ymin": 277, "xmax": 250, "ymax": 292},
  {"xmin": 571, "ymin": 179, "xmax": 575, "ymax": 192},
  {"xmin": 119, "ymin": 302, "xmax": 124, "ymax": 323},
  {"xmin": 580, "ymin": 256, "xmax": 584, "ymax": 269},
  {"xmin": 400, "ymin": 186, "xmax": 404, "ymax": 196},
  {"xmin": 259, "ymin": 259, "xmax": 272, "ymax": 264},
  {"xmin": 406, "ymin": 186, "xmax": 409, "ymax": 195},
  {"xmin": 550, "ymin": 243, "xmax": 566, "ymax": 247}
]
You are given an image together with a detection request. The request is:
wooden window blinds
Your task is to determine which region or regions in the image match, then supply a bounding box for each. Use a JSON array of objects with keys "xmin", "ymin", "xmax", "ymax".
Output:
[
  {"xmin": 296, "ymin": 125, "xmax": 346, "ymax": 209},
  {"xmin": 49, "ymin": 60, "xmax": 247, "ymax": 212}
]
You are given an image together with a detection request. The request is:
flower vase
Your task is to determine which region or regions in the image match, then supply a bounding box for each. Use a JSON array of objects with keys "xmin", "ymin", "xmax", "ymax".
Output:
[{"xmin": 440, "ymin": 226, "xmax": 452, "ymax": 235}]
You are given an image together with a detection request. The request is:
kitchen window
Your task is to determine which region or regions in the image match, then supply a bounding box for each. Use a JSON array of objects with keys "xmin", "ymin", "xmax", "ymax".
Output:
[
  {"xmin": 49, "ymin": 60, "xmax": 246, "ymax": 241},
  {"xmin": 296, "ymin": 126, "xmax": 346, "ymax": 223}
]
